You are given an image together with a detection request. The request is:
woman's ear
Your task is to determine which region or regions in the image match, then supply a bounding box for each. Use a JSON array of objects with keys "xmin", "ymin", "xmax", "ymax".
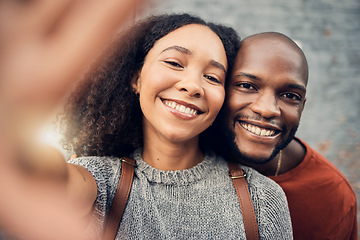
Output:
[{"xmin": 131, "ymin": 72, "xmax": 140, "ymax": 94}]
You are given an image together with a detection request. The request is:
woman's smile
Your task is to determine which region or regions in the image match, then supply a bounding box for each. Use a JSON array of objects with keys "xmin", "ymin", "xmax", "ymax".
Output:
[{"xmin": 162, "ymin": 99, "xmax": 202, "ymax": 119}]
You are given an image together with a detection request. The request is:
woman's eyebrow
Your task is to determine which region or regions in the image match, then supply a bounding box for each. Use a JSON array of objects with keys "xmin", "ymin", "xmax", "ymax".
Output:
[
  {"xmin": 161, "ymin": 45, "xmax": 191, "ymax": 55},
  {"xmin": 210, "ymin": 60, "xmax": 226, "ymax": 74},
  {"xmin": 161, "ymin": 45, "xmax": 226, "ymax": 74}
]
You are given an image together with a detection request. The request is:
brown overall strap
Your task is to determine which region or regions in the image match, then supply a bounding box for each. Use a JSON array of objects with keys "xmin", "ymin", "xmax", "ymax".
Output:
[
  {"xmin": 102, "ymin": 157, "xmax": 136, "ymax": 240},
  {"xmin": 228, "ymin": 162, "xmax": 259, "ymax": 240},
  {"xmin": 102, "ymin": 158, "xmax": 258, "ymax": 240}
]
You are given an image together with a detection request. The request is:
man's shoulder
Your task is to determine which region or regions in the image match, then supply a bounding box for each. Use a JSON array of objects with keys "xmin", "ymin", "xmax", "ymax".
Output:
[
  {"xmin": 296, "ymin": 138, "xmax": 348, "ymax": 176},
  {"xmin": 282, "ymin": 138, "xmax": 356, "ymax": 198}
]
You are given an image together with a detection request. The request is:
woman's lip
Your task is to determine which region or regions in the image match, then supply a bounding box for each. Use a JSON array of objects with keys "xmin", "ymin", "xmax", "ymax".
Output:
[
  {"xmin": 163, "ymin": 100, "xmax": 200, "ymax": 120},
  {"xmin": 161, "ymin": 98, "xmax": 204, "ymax": 114}
]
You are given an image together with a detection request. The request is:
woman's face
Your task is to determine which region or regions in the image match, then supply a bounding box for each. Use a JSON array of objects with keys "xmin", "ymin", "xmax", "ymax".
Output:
[{"xmin": 133, "ymin": 24, "xmax": 227, "ymax": 144}]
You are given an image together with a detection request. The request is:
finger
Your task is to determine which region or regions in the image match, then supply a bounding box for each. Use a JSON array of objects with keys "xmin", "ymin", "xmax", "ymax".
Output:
[
  {"xmin": 0, "ymin": 0, "xmax": 148, "ymax": 112},
  {"xmin": 7, "ymin": 0, "xmax": 76, "ymax": 36}
]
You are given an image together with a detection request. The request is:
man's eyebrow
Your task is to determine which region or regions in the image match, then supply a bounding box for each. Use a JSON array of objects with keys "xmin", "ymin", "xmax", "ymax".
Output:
[
  {"xmin": 235, "ymin": 72, "xmax": 260, "ymax": 80},
  {"xmin": 161, "ymin": 45, "xmax": 191, "ymax": 55},
  {"xmin": 210, "ymin": 60, "xmax": 227, "ymax": 74},
  {"xmin": 288, "ymin": 83, "xmax": 306, "ymax": 92}
]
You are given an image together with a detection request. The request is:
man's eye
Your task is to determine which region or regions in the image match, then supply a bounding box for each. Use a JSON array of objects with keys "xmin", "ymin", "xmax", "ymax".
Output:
[
  {"xmin": 204, "ymin": 75, "xmax": 221, "ymax": 84},
  {"xmin": 164, "ymin": 61, "xmax": 183, "ymax": 68},
  {"xmin": 282, "ymin": 92, "xmax": 301, "ymax": 101},
  {"xmin": 237, "ymin": 83, "xmax": 256, "ymax": 90}
]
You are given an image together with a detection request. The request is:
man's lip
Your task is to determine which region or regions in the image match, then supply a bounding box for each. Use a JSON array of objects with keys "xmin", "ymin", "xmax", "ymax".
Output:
[
  {"xmin": 236, "ymin": 119, "xmax": 282, "ymax": 132},
  {"xmin": 236, "ymin": 120, "xmax": 281, "ymax": 138},
  {"xmin": 161, "ymin": 98, "xmax": 204, "ymax": 114}
]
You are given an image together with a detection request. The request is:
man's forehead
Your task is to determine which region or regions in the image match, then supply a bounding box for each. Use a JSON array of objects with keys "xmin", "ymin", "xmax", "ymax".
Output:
[
  {"xmin": 235, "ymin": 41, "xmax": 301, "ymax": 70},
  {"xmin": 242, "ymin": 37, "xmax": 295, "ymax": 55},
  {"xmin": 234, "ymin": 36, "xmax": 308, "ymax": 85},
  {"xmin": 242, "ymin": 32, "xmax": 297, "ymax": 46}
]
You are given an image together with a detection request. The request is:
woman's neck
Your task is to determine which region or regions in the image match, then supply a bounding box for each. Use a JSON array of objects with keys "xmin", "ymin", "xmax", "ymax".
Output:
[{"xmin": 141, "ymin": 136, "xmax": 204, "ymax": 171}]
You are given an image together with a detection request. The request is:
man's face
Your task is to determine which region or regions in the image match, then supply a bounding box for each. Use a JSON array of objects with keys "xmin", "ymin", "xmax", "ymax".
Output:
[{"xmin": 223, "ymin": 37, "xmax": 307, "ymax": 164}]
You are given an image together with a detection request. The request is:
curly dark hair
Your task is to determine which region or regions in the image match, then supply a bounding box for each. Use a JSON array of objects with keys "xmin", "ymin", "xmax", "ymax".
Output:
[{"xmin": 61, "ymin": 13, "xmax": 241, "ymax": 157}]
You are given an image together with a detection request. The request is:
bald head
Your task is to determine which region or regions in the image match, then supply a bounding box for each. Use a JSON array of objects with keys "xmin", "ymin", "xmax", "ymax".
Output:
[
  {"xmin": 223, "ymin": 31, "xmax": 308, "ymax": 164},
  {"xmin": 239, "ymin": 32, "xmax": 308, "ymax": 85}
]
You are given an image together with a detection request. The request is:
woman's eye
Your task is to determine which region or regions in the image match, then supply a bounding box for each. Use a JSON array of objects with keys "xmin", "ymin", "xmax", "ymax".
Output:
[
  {"xmin": 204, "ymin": 75, "xmax": 221, "ymax": 84},
  {"xmin": 282, "ymin": 92, "xmax": 301, "ymax": 101},
  {"xmin": 164, "ymin": 61, "xmax": 183, "ymax": 68}
]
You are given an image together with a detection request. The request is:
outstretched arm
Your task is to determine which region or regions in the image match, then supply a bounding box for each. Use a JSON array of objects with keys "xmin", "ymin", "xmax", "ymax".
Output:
[{"xmin": 0, "ymin": 0, "xmax": 147, "ymax": 239}]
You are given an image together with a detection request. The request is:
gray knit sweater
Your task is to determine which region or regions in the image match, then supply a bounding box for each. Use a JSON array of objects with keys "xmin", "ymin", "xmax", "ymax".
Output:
[{"xmin": 70, "ymin": 149, "xmax": 293, "ymax": 239}]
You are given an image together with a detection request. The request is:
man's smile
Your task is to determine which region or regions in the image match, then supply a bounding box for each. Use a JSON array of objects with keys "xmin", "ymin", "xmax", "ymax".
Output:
[
  {"xmin": 236, "ymin": 120, "xmax": 281, "ymax": 138},
  {"xmin": 240, "ymin": 122, "xmax": 277, "ymax": 136}
]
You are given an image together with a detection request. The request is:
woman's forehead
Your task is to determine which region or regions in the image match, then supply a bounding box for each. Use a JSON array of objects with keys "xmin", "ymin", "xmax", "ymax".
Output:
[{"xmin": 149, "ymin": 24, "xmax": 227, "ymax": 63}]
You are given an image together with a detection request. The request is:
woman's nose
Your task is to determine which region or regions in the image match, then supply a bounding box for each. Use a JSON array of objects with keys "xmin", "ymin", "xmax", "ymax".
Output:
[{"xmin": 175, "ymin": 74, "xmax": 205, "ymax": 98}]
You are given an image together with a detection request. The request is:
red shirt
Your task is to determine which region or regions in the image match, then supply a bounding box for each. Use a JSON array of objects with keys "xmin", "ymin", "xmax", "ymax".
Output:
[{"xmin": 270, "ymin": 138, "xmax": 357, "ymax": 239}]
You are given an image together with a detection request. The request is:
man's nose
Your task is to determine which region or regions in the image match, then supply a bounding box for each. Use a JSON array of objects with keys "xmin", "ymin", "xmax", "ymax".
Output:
[{"xmin": 249, "ymin": 91, "xmax": 281, "ymax": 119}]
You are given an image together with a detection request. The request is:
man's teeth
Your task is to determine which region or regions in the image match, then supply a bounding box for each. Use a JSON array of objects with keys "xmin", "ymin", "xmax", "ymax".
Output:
[
  {"xmin": 240, "ymin": 122, "xmax": 276, "ymax": 136},
  {"xmin": 164, "ymin": 100, "xmax": 198, "ymax": 115}
]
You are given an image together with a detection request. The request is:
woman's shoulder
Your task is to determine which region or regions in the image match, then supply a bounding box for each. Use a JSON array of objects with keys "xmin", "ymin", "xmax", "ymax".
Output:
[
  {"xmin": 214, "ymin": 155, "xmax": 287, "ymax": 200},
  {"xmin": 213, "ymin": 155, "xmax": 284, "ymax": 193},
  {"xmin": 69, "ymin": 156, "xmax": 124, "ymax": 225},
  {"xmin": 68, "ymin": 155, "xmax": 122, "ymax": 179},
  {"xmin": 242, "ymin": 165, "xmax": 293, "ymax": 237},
  {"xmin": 242, "ymin": 165, "xmax": 280, "ymax": 186},
  {"xmin": 68, "ymin": 155, "xmax": 123, "ymax": 199},
  {"xmin": 239, "ymin": 165, "xmax": 288, "ymax": 203}
]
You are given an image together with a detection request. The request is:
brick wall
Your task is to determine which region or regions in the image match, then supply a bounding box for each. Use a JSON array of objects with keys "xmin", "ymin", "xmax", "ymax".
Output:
[{"xmin": 146, "ymin": 0, "xmax": 360, "ymax": 235}]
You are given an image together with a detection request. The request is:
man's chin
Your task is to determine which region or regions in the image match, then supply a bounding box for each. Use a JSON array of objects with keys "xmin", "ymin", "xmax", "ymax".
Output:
[
  {"xmin": 231, "ymin": 138, "xmax": 284, "ymax": 165},
  {"xmin": 230, "ymin": 126, "xmax": 298, "ymax": 165},
  {"xmin": 234, "ymin": 150, "xmax": 274, "ymax": 165}
]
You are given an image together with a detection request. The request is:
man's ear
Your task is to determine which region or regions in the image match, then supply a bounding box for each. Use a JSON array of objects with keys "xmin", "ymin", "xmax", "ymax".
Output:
[
  {"xmin": 131, "ymin": 72, "xmax": 140, "ymax": 94},
  {"xmin": 302, "ymin": 97, "xmax": 307, "ymax": 110}
]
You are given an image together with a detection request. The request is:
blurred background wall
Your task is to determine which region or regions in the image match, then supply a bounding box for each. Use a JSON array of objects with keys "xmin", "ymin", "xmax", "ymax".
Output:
[{"xmin": 145, "ymin": 0, "xmax": 360, "ymax": 234}]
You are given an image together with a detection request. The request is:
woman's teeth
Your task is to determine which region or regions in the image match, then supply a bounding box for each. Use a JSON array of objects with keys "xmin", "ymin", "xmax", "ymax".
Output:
[
  {"xmin": 163, "ymin": 100, "xmax": 198, "ymax": 115},
  {"xmin": 240, "ymin": 122, "xmax": 276, "ymax": 136}
]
